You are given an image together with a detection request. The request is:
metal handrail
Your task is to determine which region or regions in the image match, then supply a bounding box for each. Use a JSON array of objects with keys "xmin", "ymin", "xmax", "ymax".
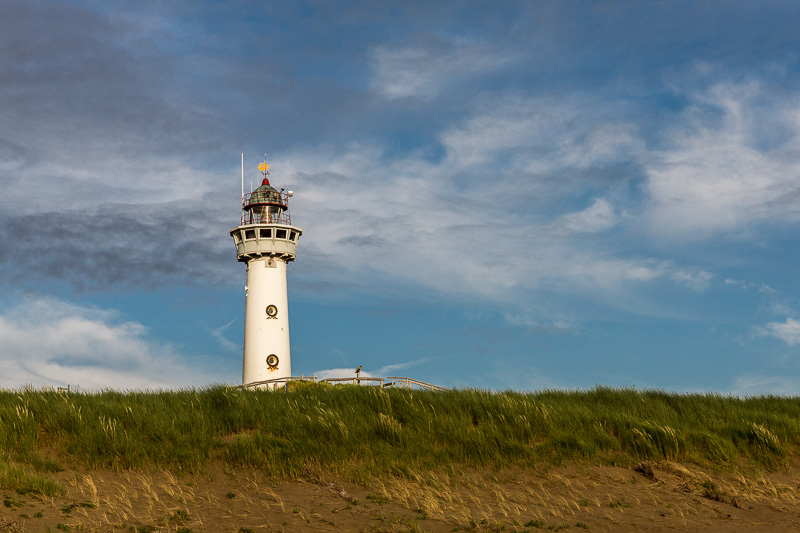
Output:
[
  {"xmin": 240, "ymin": 211, "xmax": 292, "ymax": 226},
  {"xmin": 386, "ymin": 376, "xmax": 446, "ymax": 391},
  {"xmin": 320, "ymin": 377, "xmax": 385, "ymax": 386},
  {"xmin": 233, "ymin": 375, "xmax": 445, "ymax": 391},
  {"xmin": 237, "ymin": 376, "xmax": 316, "ymax": 389}
]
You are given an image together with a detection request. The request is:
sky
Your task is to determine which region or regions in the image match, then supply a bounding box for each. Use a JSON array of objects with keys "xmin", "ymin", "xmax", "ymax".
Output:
[{"xmin": 2, "ymin": 1, "xmax": 800, "ymax": 394}]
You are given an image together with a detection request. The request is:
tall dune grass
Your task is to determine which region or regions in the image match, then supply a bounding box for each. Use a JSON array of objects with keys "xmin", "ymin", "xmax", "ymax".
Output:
[{"xmin": 0, "ymin": 385, "xmax": 798, "ymax": 491}]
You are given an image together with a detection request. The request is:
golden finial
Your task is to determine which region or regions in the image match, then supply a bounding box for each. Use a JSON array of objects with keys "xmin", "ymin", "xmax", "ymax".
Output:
[{"xmin": 258, "ymin": 154, "xmax": 270, "ymax": 174}]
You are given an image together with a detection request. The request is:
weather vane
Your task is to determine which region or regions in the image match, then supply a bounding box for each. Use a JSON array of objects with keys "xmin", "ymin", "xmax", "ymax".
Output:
[{"xmin": 258, "ymin": 154, "xmax": 270, "ymax": 175}]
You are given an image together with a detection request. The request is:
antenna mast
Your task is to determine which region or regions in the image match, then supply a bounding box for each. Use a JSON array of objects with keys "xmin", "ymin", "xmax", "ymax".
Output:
[{"xmin": 241, "ymin": 152, "xmax": 244, "ymax": 201}]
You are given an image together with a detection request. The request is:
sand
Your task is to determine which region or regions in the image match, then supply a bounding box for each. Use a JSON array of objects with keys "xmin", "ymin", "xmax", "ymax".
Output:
[{"xmin": 2, "ymin": 460, "xmax": 800, "ymax": 531}]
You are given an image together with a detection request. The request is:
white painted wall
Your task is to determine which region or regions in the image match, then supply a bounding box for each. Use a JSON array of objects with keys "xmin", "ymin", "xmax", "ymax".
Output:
[{"xmin": 242, "ymin": 257, "xmax": 291, "ymax": 387}]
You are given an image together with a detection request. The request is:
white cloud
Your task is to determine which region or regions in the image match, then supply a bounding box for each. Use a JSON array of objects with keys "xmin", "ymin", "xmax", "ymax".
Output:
[
  {"xmin": 556, "ymin": 198, "xmax": 620, "ymax": 233},
  {"xmin": 0, "ymin": 296, "xmax": 214, "ymax": 390},
  {"xmin": 289, "ymin": 144, "xmax": 663, "ymax": 302},
  {"xmin": 754, "ymin": 317, "xmax": 800, "ymax": 346},
  {"xmin": 281, "ymin": 94, "xmax": 663, "ymax": 311},
  {"xmin": 312, "ymin": 358, "xmax": 430, "ymax": 385},
  {"xmin": 313, "ymin": 368, "xmax": 375, "ymax": 381},
  {"xmin": 671, "ymin": 270, "xmax": 713, "ymax": 292}
]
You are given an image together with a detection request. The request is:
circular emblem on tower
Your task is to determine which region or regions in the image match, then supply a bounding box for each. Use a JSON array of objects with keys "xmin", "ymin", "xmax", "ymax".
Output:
[
  {"xmin": 266, "ymin": 305, "xmax": 278, "ymax": 318},
  {"xmin": 266, "ymin": 354, "xmax": 279, "ymax": 369}
]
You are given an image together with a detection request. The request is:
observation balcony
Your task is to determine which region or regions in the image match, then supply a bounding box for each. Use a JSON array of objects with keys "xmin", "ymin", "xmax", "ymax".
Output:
[{"xmin": 230, "ymin": 223, "xmax": 302, "ymax": 263}]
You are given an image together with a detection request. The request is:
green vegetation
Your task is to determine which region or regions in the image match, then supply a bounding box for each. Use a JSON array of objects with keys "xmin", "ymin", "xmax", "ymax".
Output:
[
  {"xmin": 170, "ymin": 509, "xmax": 190, "ymax": 523},
  {"xmin": 0, "ymin": 385, "xmax": 798, "ymax": 488},
  {"xmin": 0, "ymin": 457, "xmax": 64, "ymax": 496},
  {"xmin": 608, "ymin": 498, "xmax": 632, "ymax": 509},
  {"xmin": 367, "ymin": 493, "xmax": 391, "ymax": 504}
]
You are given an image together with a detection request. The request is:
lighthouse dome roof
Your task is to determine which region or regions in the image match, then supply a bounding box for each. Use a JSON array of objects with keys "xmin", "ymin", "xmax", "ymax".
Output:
[{"xmin": 245, "ymin": 178, "xmax": 286, "ymax": 209}]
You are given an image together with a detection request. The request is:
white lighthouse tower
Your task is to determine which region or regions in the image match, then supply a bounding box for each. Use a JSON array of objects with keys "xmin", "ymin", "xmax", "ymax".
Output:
[{"xmin": 230, "ymin": 155, "xmax": 302, "ymax": 388}]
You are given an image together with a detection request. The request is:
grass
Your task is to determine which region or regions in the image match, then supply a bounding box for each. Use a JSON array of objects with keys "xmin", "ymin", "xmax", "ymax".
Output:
[
  {"xmin": 0, "ymin": 384, "xmax": 798, "ymax": 487},
  {"xmin": 0, "ymin": 457, "xmax": 65, "ymax": 496}
]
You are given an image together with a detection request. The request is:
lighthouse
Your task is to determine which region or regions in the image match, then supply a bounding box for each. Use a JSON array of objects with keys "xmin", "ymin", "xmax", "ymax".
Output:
[{"xmin": 230, "ymin": 155, "xmax": 302, "ymax": 388}]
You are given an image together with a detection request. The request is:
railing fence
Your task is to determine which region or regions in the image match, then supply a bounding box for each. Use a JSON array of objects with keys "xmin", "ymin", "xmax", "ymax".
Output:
[{"xmin": 235, "ymin": 375, "xmax": 444, "ymax": 391}]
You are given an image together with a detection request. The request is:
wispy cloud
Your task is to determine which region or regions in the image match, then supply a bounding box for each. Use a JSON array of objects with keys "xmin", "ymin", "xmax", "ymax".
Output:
[
  {"xmin": 211, "ymin": 318, "xmax": 238, "ymax": 352},
  {"xmin": 732, "ymin": 373, "xmax": 800, "ymax": 396},
  {"xmin": 724, "ymin": 278, "xmax": 758, "ymax": 290},
  {"xmin": 644, "ymin": 79, "xmax": 800, "ymax": 239},
  {"xmin": 370, "ymin": 39, "xmax": 515, "ymax": 100},
  {"xmin": 374, "ymin": 358, "xmax": 429, "ymax": 376},
  {"xmin": 503, "ymin": 313, "xmax": 576, "ymax": 334},
  {"xmin": 438, "ymin": 94, "xmax": 644, "ymax": 172}
]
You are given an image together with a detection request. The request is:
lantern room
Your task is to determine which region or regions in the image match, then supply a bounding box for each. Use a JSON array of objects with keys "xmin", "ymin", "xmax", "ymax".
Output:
[{"xmin": 242, "ymin": 177, "xmax": 292, "ymax": 225}]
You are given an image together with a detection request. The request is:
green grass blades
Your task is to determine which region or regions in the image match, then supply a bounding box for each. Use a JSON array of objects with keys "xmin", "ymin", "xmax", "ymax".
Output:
[
  {"xmin": 0, "ymin": 385, "xmax": 797, "ymax": 480},
  {"xmin": 0, "ymin": 457, "xmax": 64, "ymax": 496}
]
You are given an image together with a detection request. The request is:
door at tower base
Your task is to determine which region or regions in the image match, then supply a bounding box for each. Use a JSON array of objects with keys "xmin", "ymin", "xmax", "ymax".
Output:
[{"xmin": 242, "ymin": 256, "xmax": 292, "ymax": 388}]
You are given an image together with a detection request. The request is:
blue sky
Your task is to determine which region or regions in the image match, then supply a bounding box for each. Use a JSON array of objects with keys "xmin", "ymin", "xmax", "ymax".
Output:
[{"xmin": 2, "ymin": 1, "xmax": 800, "ymax": 393}]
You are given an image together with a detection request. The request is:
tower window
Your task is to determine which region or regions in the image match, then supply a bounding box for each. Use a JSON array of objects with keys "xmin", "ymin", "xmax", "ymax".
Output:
[
  {"xmin": 244, "ymin": 229, "xmax": 256, "ymax": 240},
  {"xmin": 275, "ymin": 229, "xmax": 287, "ymax": 240},
  {"xmin": 289, "ymin": 231, "xmax": 297, "ymax": 241},
  {"xmin": 259, "ymin": 228, "xmax": 272, "ymax": 239}
]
